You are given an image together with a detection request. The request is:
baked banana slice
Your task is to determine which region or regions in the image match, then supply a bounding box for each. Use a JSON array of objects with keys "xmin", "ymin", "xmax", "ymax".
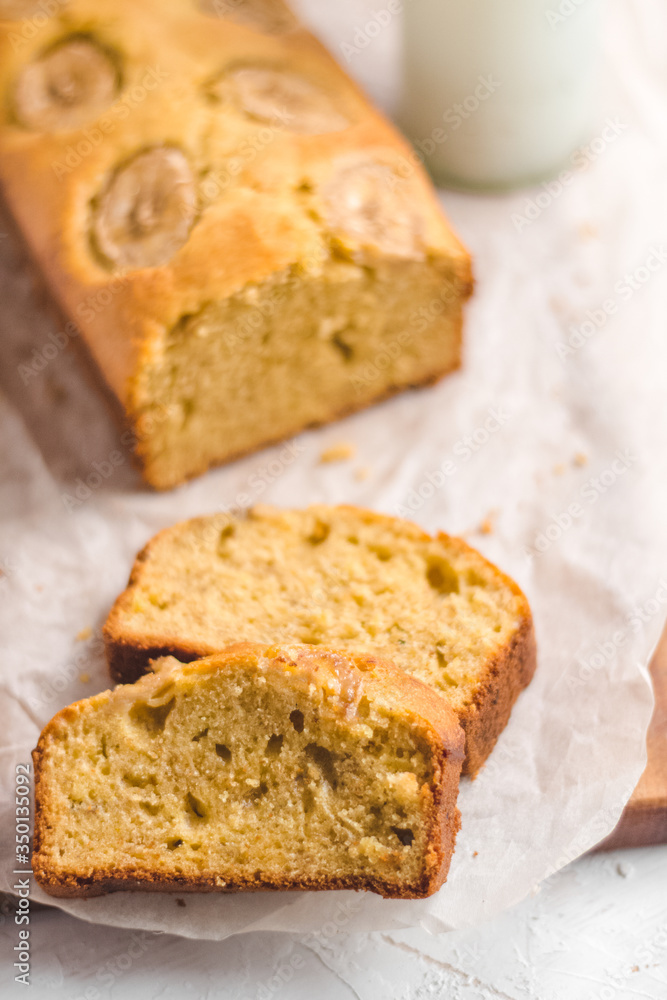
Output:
[
  {"xmin": 93, "ymin": 146, "xmax": 197, "ymax": 270},
  {"xmin": 216, "ymin": 66, "xmax": 349, "ymax": 135},
  {"xmin": 13, "ymin": 35, "xmax": 118, "ymax": 132},
  {"xmin": 320, "ymin": 158, "xmax": 424, "ymax": 259}
]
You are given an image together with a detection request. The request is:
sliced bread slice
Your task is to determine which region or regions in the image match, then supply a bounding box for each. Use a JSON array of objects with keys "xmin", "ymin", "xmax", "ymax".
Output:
[
  {"xmin": 32, "ymin": 644, "xmax": 464, "ymax": 899},
  {"xmin": 104, "ymin": 505, "xmax": 536, "ymax": 774}
]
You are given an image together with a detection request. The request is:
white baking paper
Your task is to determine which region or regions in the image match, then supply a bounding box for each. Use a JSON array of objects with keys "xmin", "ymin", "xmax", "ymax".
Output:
[{"xmin": 1, "ymin": 0, "xmax": 666, "ymax": 940}]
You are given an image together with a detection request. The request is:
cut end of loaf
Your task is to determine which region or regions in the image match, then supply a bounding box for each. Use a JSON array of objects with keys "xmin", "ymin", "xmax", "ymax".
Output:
[
  {"xmin": 129, "ymin": 257, "xmax": 469, "ymax": 490},
  {"xmin": 33, "ymin": 645, "xmax": 463, "ymax": 900}
]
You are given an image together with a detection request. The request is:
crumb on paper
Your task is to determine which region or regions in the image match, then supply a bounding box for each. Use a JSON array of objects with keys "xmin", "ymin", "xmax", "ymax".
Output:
[
  {"xmin": 478, "ymin": 510, "xmax": 497, "ymax": 535},
  {"xmin": 175, "ymin": 898, "xmax": 186, "ymax": 908},
  {"xmin": 579, "ymin": 222, "xmax": 598, "ymax": 240},
  {"xmin": 632, "ymin": 966, "xmax": 639, "ymax": 973},
  {"xmin": 355, "ymin": 466, "xmax": 371, "ymax": 482},
  {"xmin": 319, "ymin": 442, "xmax": 356, "ymax": 464},
  {"xmin": 472, "ymin": 851, "xmax": 479, "ymax": 858},
  {"xmin": 79, "ymin": 673, "xmax": 90, "ymax": 683},
  {"xmin": 553, "ymin": 463, "xmax": 566, "ymax": 476},
  {"xmin": 573, "ymin": 451, "xmax": 588, "ymax": 467},
  {"xmin": 76, "ymin": 627, "xmax": 92, "ymax": 642}
]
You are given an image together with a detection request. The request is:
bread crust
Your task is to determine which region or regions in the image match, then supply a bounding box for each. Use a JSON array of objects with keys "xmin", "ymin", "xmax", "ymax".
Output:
[
  {"xmin": 32, "ymin": 644, "xmax": 463, "ymax": 900},
  {"xmin": 0, "ymin": 0, "xmax": 472, "ymax": 489},
  {"xmin": 104, "ymin": 506, "xmax": 536, "ymax": 774}
]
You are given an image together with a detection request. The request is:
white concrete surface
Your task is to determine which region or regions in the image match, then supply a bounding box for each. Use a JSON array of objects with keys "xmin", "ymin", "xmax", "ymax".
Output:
[{"xmin": 2, "ymin": 846, "xmax": 666, "ymax": 998}]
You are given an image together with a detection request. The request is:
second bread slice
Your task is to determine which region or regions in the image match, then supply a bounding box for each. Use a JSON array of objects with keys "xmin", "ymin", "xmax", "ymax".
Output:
[{"xmin": 104, "ymin": 505, "xmax": 536, "ymax": 774}]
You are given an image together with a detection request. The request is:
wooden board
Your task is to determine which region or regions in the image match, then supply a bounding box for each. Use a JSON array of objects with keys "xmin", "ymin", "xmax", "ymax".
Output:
[{"xmin": 597, "ymin": 626, "xmax": 667, "ymax": 850}]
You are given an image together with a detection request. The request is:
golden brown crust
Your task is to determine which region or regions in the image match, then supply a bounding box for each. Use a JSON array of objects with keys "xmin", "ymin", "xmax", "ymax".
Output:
[
  {"xmin": 103, "ymin": 506, "xmax": 536, "ymax": 774},
  {"xmin": 431, "ymin": 531, "xmax": 537, "ymax": 776},
  {"xmin": 32, "ymin": 644, "xmax": 463, "ymax": 900},
  {"xmin": 458, "ymin": 613, "xmax": 536, "ymax": 776}
]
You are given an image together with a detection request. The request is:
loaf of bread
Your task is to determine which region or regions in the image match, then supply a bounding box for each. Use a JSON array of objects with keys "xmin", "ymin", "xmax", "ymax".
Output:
[
  {"xmin": 104, "ymin": 505, "xmax": 536, "ymax": 775},
  {"xmin": 0, "ymin": 0, "xmax": 472, "ymax": 489},
  {"xmin": 32, "ymin": 644, "xmax": 464, "ymax": 899}
]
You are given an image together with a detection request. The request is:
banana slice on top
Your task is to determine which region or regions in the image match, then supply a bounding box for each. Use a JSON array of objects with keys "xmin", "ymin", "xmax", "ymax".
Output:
[
  {"xmin": 200, "ymin": 0, "xmax": 296, "ymax": 33},
  {"xmin": 93, "ymin": 147, "xmax": 197, "ymax": 270},
  {"xmin": 319, "ymin": 159, "xmax": 423, "ymax": 259},
  {"xmin": 215, "ymin": 67, "xmax": 349, "ymax": 136},
  {"xmin": 14, "ymin": 36, "xmax": 119, "ymax": 132}
]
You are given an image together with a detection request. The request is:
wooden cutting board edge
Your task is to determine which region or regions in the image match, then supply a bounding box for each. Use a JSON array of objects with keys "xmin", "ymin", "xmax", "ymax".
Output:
[{"xmin": 595, "ymin": 625, "xmax": 667, "ymax": 851}]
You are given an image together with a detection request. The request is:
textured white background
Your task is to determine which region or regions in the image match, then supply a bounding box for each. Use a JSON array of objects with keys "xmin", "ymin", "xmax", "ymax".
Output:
[
  {"xmin": 2, "ymin": 845, "xmax": 667, "ymax": 998},
  {"xmin": 1, "ymin": 0, "xmax": 667, "ymax": 992}
]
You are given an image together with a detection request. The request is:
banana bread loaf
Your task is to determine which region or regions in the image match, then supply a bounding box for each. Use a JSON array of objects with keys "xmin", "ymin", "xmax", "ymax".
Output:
[
  {"xmin": 0, "ymin": 0, "xmax": 472, "ymax": 488},
  {"xmin": 32, "ymin": 644, "xmax": 464, "ymax": 899}
]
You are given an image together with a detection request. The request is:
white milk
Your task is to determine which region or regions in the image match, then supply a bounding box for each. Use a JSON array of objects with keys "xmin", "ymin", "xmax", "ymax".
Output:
[{"xmin": 399, "ymin": 0, "xmax": 602, "ymax": 190}]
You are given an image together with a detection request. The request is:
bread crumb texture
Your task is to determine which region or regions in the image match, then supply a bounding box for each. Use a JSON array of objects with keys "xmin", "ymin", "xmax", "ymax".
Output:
[{"xmin": 33, "ymin": 645, "xmax": 461, "ymax": 899}]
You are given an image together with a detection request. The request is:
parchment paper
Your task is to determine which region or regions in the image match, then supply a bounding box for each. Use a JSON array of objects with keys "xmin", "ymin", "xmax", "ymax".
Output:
[{"xmin": 1, "ymin": 0, "xmax": 666, "ymax": 939}]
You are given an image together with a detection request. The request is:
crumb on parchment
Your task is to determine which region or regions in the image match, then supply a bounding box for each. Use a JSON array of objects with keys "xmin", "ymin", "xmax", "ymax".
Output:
[
  {"xmin": 76, "ymin": 627, "xmax": 92, "ymax": 642},
  {"xmin": 479, "ymin": 510, "xmax": 497, "ymax": 535},
  {"xmin": 319, "ymin": 442, "xmax": 356, "ymax": 464}
]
